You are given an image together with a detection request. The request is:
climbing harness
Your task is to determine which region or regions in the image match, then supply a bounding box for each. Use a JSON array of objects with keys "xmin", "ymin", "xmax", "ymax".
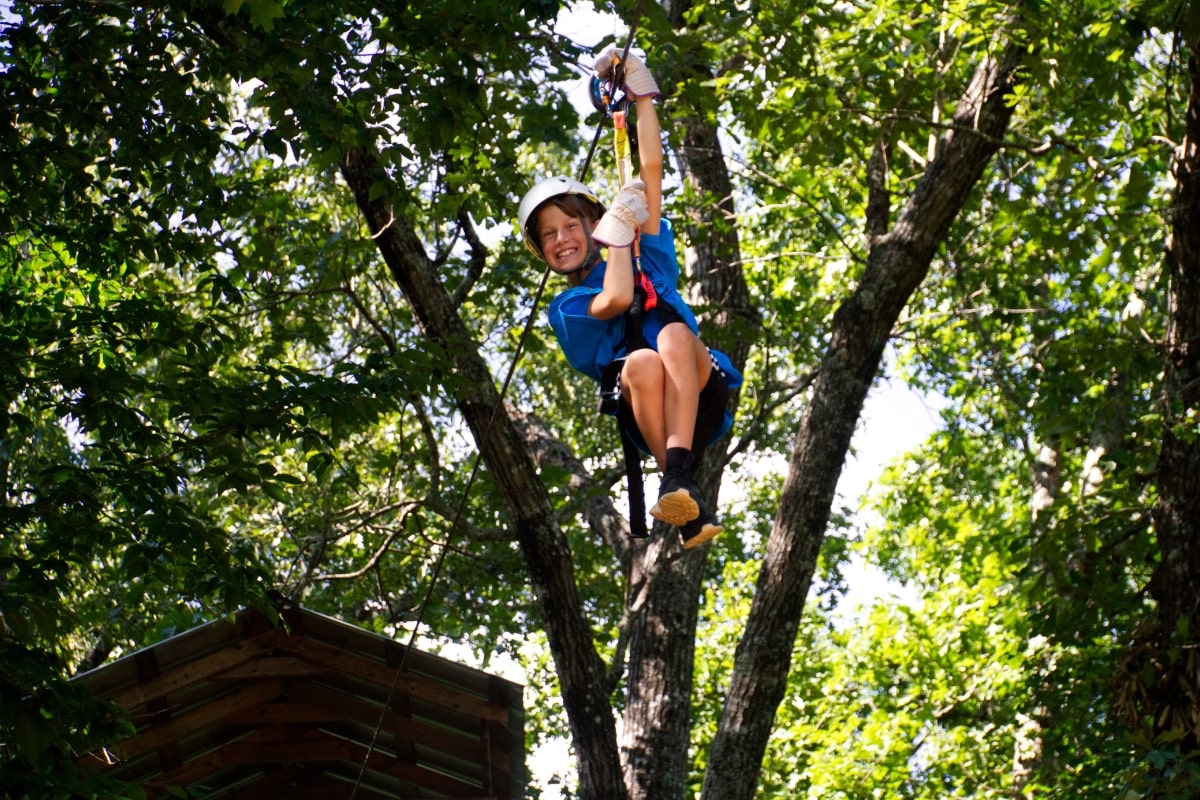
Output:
[{"xmin": 349, "ymin": 7, "xmax": 647, "ymax": 799}]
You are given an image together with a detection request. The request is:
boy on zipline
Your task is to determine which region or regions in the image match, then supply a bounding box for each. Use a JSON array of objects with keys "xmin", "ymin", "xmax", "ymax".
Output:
[{"xmin": 518, "ymin": 48, "xmax": 740, "ymax": 549}]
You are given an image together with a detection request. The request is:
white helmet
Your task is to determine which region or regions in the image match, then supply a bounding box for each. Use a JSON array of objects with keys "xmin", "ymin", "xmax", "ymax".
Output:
[{"xmin": 518, "ymin": 176, "xmax": 604, "ymax": 256}]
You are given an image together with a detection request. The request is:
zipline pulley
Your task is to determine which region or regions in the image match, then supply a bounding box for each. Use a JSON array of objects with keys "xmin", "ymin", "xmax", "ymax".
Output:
[
  {"xmin": 589, "ymin": 70, "xmax": 629, "ymax": 116},
  {"xmin": 589, "ymin": 64, "xmax": 637, "ymax": 185}
]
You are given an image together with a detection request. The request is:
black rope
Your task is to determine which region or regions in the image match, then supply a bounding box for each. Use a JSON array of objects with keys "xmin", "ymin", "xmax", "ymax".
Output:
[{"xmin": 348, "ymin": 7, "xmax": 646, "ymax": 797}]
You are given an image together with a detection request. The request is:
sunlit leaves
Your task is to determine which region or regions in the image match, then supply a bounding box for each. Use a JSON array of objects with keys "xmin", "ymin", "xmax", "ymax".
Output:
[
  {"xmin": 2, "ymin": 0, "xmax": 1195, "ymax": 796},
  {"xmin": 1, "ymin": 2, "xmax": 578, "ymax": 793},
  {"xmin": 652, "ymin": 0, "xmax": 1190, "ymax": 796}
]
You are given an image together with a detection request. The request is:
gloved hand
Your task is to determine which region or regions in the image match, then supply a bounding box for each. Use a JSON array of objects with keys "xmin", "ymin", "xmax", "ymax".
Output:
[
  {"xmin": 593, "ymin": 179, "xmax": 649, "ymax": 247},
  {"xmin": 594, "ymin": 47, "xmax": 661, "ymax": 99}
]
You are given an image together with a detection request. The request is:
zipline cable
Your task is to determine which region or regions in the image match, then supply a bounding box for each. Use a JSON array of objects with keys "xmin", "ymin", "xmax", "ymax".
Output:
[{"xmin": 348, "ymin": 7, "xmax": 646, "ymax": 797}]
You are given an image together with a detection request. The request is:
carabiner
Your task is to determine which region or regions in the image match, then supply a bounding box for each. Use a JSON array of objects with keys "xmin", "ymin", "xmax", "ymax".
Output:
[{"xmin": 589, "ymin": 72, "xmax": 630, "ymax": 116}]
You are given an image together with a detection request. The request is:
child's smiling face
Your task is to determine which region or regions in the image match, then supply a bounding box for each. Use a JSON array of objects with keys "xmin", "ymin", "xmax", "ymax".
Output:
[{"xmin": 536, "ymin": 204, "xmax": 595, "ymax": 276}]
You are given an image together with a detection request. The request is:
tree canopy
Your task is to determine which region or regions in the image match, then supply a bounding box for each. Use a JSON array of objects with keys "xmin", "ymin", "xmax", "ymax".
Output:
[{"xmin": 2, "ymin": 1, "xmax": 1200, "ymax": 798}]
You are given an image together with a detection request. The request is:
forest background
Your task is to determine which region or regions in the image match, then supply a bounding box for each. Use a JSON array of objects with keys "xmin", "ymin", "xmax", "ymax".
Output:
[{"xmin": 3, "ymin": 1, "xmax": 1200, "ymax": 799}]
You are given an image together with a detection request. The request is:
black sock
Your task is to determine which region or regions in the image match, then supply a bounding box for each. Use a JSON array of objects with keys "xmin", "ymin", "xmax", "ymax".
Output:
[{"xmin": 665, "ymin": 447, "xmax": 693, "ymax": 476}]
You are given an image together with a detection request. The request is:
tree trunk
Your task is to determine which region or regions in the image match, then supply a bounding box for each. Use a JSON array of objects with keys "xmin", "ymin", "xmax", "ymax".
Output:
[
  {"xmin": 620, "ymin": 540, "xmax": 705, "ymax": 798},
  {"xmin": 701, "ymin": 42, "xmax": 1025, "ymax": 800},
  {"xmin": 339, "ymin": 147, "xmax": 629, "ymax": 800},
  {"xmin": 608, "ymin": 11, "xmax": 759, "ymax": 790},
  {"xmin": 1145, "ymin": 29, "xmax": 1200, "ymax": 757}
]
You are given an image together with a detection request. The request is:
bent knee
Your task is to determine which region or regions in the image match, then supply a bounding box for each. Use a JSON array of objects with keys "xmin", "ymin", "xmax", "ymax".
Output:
[
  {"xmin": 621, "ymin": 349, "xmax": 663, "ymax": 387},
  {"xmin": 657, "ymin": 322, "xmax": 702, "ymax": 356}
]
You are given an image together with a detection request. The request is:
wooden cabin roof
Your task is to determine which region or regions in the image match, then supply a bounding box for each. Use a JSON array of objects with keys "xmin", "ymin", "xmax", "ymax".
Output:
[{"xmin": 72, "ymin": 604, "xmax": 524, "ymax": 799}]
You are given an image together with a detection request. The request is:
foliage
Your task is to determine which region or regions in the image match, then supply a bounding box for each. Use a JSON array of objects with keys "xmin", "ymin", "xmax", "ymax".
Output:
[
  {"xmin": 0, "ymin": 0, "xmax": 575, "ymax": 794},
  {"xmin": 1, "ymin": 0, "xmax": 1197, "ymax": 797},
  {"xmin": 673, "ymin": 0, "xmax": 1191, "ymax": 796}
]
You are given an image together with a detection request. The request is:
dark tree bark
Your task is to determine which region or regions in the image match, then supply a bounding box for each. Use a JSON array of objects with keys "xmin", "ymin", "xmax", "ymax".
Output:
[
  {"xmin": 615, "ymin": 111, "xmax": 746, "ymax": 800},
  {"xmin": 1145, "ymin": 29, "xmax": 1200, "ymax": 756},
  {"xmin": 614, "ymin": 19, "xmax": 758, "ymax": 798},
  {"xmin": 700, "ymin": 42, "xmax": 1025, "ymax": 800},
  {"xmin": 339, "ymin": 147, "xmax": 629, "ymax": 800}
]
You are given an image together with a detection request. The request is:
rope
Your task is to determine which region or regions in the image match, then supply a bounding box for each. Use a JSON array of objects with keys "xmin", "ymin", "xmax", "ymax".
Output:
[{"xmin": 348, "ymin": 8, "xmax": 646, "ymax": 796}]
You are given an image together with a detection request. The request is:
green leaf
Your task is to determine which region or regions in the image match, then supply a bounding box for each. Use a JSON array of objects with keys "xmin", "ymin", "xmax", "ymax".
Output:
[{"xmin": 248, "ymin": 0, "xmax": 285, "ymax": 32}]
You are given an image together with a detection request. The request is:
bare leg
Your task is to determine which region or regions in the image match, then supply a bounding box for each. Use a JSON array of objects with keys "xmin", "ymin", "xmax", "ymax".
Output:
[
  {"xmin": 621, "ymin": 348, "xmax": 668, "ymax": 467},
  {"xmin": 656, "ymin": 323, "xmax": 712, "ymax": 452},
  {"xmin": 620, "ymin": 324, "xmax": 713, "ymax": 468},
  {"xmin": 623, "ymin": 324, "xmax": 722, "ymax": 550}
]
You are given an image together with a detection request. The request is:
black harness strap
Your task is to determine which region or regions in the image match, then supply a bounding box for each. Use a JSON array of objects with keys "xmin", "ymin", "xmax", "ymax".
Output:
[{"xmin": 619, "ymin": 406, "xmax": 650, "ymax": 538}]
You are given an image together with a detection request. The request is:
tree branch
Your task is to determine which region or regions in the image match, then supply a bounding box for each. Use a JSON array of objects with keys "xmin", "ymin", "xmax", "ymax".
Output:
[
  {"xmin": 450, "ymin": 206, "xmax": 490, "ymax": 308},
  {"xmin": 339, "ymin": 144, "xmax": 629, "ymax": 800},
  {"xmin": 702, "ymin": 36, "xmax": 1026, "ymax": 800}
]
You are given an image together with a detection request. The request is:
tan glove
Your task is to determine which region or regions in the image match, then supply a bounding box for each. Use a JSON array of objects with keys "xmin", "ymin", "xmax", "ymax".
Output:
[
  {"xmin": 593, "ymin": 180, "xmax": 649, "ymax": 247},
  {"xmin": 594, "ymin": 48, "xmax": 661, "ymax": 99}
]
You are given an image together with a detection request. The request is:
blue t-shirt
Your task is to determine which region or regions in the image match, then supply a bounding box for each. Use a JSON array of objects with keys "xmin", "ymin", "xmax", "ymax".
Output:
[{"xmin": 547, "ymin": 219, "xmax": 741, "ymax": 442}]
